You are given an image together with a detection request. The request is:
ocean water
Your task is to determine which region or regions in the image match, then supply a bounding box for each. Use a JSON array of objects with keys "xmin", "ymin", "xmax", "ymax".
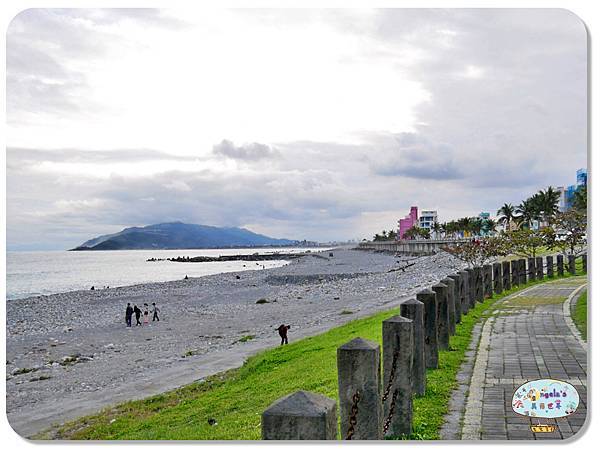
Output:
[{"xmin": 5, "ymin": 248, "xmax": 325, "ymax": 301}]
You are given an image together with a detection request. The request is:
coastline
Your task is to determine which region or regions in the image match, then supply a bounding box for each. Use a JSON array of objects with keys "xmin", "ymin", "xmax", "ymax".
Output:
[{"xmin": 6, "ymin": 247, "xmax": 463, "ymax": 437}]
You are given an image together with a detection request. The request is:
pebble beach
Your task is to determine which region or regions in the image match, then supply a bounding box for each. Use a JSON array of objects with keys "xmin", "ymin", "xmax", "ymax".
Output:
[{"xmin": 6, "ymin": 247, "xmax": 464, "ymax": 437}]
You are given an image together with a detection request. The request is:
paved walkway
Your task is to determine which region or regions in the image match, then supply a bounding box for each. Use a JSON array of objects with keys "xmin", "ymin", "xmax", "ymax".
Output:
[{"xmin": 448, "ymin": 278, "xmax": 587, "ymax": 440}]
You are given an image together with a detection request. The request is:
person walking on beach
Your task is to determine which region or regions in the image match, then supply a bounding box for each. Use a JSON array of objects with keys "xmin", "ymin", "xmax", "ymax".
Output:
[
  {"xmin": 125, "ymin": 303, "xmax": 133, "ymax": 327},
  {"xmin": 152, "ymin": 302, "xmax": 160, "ymax": 322},
  {"xmin": 143, "ymin": 303, "xmax": 150, "ymax": 325},
  {"xmin": 133, "ymin": 304, "xmax": 142, "ymax": 326},
  {"xmin": 277, "ymin": 324, "xmax": 291, "ymax": 345}
]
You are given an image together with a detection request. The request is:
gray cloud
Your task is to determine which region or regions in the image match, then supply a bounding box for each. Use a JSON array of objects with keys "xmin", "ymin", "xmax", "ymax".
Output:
[
  {"xmin": 212, "ymin": 139, "xmax": 280, "ymax": 161},
  {"xmin": 5, "ymin": 9, "xmax": 588, "ymax": 249}
]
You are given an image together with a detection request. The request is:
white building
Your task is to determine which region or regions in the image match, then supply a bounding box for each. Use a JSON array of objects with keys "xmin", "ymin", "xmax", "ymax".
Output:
[{"xmin": 419, "ymin": 210, "xmax": 438, "ymax": 231}]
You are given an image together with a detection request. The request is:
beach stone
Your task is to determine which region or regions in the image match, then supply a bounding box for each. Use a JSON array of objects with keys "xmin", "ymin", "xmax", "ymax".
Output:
[
  {"xmin": 459, "ymin": 270, "xmax": 470, "ymax": 314},
  {"xmin": 400, "ymin": 299, "xmax": 425, "ymax": 396},
  {"xmin": 382, "ymin": 316, "xmax": 413, "ymax": 438},
  {"xmin": 493, "ymin": 263, "xmax": 502, "ymax": 294},
  {"xmin": 557, "ymin": 254, "xmax": 564, "ymax": 276},
  {"xmin": 440, "ymin": 278, "xmax": 456, "ymax": 335},
  {"xmin": 546, "ymin": 255, "xmax": 554, "ymax": 278},
  {"xmin": 337, "ymin": 337, "xmax": 382, "ymax": 440},
  {"xmin": 447, "ymin": 273, "xmax": 462, "ymax": 324},
  {"xmin": 502, "ymin": 261, "xmax": 511, "ymax": 291},
  {"xmin": 431, "ymin": 283, "xmax": 449, "ymax": 350},
  {"xmin": 483, "ymin": 264, "xmax": 493, "ymax": 298},
  {"xmin": 416, "ymin": 289, "xmax": 438, "ymax": 369},
  {"xmin": 568, "ymin": 254, "xmax": 576, "ymax": 275},
  {"xmin": 582, "ymin": 254, "xmax": 587, "ymax": 273},
  {"xmin": 527, "ymin": 257, "xmax": 536, "ymax": 282},
  {"xmin": 262, "ymin": 390, "xmax": 338, "ymax": 440}
]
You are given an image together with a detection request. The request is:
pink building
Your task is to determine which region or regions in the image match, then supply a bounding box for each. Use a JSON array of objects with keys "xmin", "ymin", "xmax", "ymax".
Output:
[{"xmin": 397, "ymin": 206, "xmax": 419, "ymax": 240}]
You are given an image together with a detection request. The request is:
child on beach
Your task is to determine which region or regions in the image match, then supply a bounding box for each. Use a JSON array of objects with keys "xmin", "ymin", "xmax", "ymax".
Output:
[
  {"xmin": 143, "ymin": 303, "xmax": 149, "ymax": 325},
  {"xmin": 133, "ymin": 305, "xmax": 142, "ymax": 326}
]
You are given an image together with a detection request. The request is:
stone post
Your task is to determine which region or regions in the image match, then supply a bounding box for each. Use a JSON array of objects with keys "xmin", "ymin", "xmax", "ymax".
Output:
[
  {"xmin": 466, "ymin": 268, "xmax": 476, "ymax": 309},
  {"xmin": 337, "ymin": 338, "xmax": 382, "ymax": 440},
  {"xmin": 582, "ymin": 254, "xmax": 587, "ymax": 273},
  {"xmin": 441, "ymin": 277, "xmax": 456, "ymax": 336},
  {"xmin": 519, "ymin": 259, "xmax": 527, "ymax": 286},
  {"xmin": 459, "ymin": 270, "xmax": 470, "ymax": 315},
  {"xmin": 483, "ymin": 264, "xmax": 493, "ymax": 298},
  {"xmin": 502, "ymin": 261, "xmax": 511, "ymax": 291},
  {"xmin": 447, "ymin": 273, "xmax": 462, "ymax": 325},
  {"xmin": 511, "ymin": 259, "xmax": 519, "ymax": 287},
  {"xmin": 382, "ymin": 316, "xmax": 413, "ymax": 437},
  {"xmin": 400, "ymin": 299, "xmax": 425, "ymax": 396},
  {"xmin": 546, "ymin": 255, "xmax": 554, "ymax": 278},
  {"xmin": 474, "ymin": 266, "xmax": 484, "ymax": 303},
  {"xmin": 262, "ymin": 390, "xmax": 338, "ymax": 440},
  {"xmin": 493, "ymin": 262, "xmax": 502, "ymax": 294},
  {"xmin": 568, "ymin": 254, "xmax": 576, "ymax": 275},
  {"xmin": 527, "ymin": 257, "xmax": 536, "ymax": 282},
  {"xmin": 536, "ymin": 256, "xmax": 544, "ymax": 280},
  {"xmin": 557, "ymin": 254, "xmax": 564, "ymax": 276},
  {"xmin": 431, "ymin": 283, "xmax": 449, "ymax": 350},
  {"xmin": 416, "ymin": 289, "xmax": 438, "ymax": 369}
]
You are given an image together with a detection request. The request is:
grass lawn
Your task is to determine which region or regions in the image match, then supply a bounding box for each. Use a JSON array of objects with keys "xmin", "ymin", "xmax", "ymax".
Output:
[
  {"xmin": 37, "ymin": 271, "xmax": 584, "ymax": 441},
  {"xmin": 572, "ymin": 289, "xmax": 587, "ymax": 341}
]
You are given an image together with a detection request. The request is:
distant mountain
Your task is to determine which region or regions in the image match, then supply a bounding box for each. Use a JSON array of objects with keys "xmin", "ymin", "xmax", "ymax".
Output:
[{"xmin": 70, "ymin": 222, "xmax": 298, "ymax": 250}]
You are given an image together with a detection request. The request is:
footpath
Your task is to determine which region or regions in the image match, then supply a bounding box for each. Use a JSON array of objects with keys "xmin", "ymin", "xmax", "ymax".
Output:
[{"xmin": 442, "ymin": 277, "xmax": 587, "ymax": 440}]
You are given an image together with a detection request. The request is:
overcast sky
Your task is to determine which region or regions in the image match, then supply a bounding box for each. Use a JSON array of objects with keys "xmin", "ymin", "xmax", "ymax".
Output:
[{"xmin": 6, "ymin": 8, "xmax": 587, "ymax": 250}]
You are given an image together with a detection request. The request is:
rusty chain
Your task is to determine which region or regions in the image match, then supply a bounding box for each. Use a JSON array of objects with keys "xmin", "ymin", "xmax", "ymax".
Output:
[
  {"xmin": 382, "ymin": 389, "xmax": 399, "ymax": 435},
  {"xmin": 382, "ymin": 348, "xmax": 399, "ymax": 402},
  {"xmin": 345, "ymin": 390, "xmax": 361, "ymax": 440}
]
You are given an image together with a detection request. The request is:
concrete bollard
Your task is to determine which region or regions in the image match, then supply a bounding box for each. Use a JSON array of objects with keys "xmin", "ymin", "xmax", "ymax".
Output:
[
  {"xmin": 459, "ymin": 270, "xmax": 470, "ymax": 315},
  {"xmin": 536, "ymin": 256, "xmax": 544, "ymax": 280},
  {"xmin": 400, "ymin": 299, "xmax": 426, "ymax": 396},
  {"xmin": 568, "ymin": 254, "xmax": 576, "ymax": 275},
  {"xmin": 262, "ymin": 390, "xmax": 338, "ymax": 440},
  {"xmin": 527, "ymin": 257, "xmax": 536, "ymax": 282},
  {"xmin": 493, "ymin": 262, "xmax": 502, "ymax": 294},
  {"xmin": 474, "ymin": 266, "xmax": 484, "ymax": 303},
  {"xmin": 582, "ymin": 254, "xmax": 587, "ymax": 273},
  {"xmin": 557, "ymin": 254, "xmax": 564, "ymax": 276},
  {"xmin": 447, "ymin": 273, "xmax": 462, "ymax": 325},
  {"xmin": 416, "ymin": 289, "xmax": 438, "ymax": 369},
  {"xmin": 431, "ymin": 283, "xmax": 450, "ymax": 350},
  {"xmin": 337, "ymin": 337, "xmax": 383, "ymax": 440},
  {"xmin": 466, "ymin": 268, "xmax": 476, "ymax": 309},
  {"xmin": 511, "ymin": 259, "xmax": 519, "ymax": 287},
  {"xmin": 483, "ymin": 264, "xmax": 493, "ymax": 298},
  {"xmin": 546, "ymin": 255, "xmax": 554, "ymax": 278},
  {"xmin": 441, "ymin": 277, "xmax": 456, "ymax": 336},
  {"xmin": 502, "ymin": 261, "xmax": 511, "ymax": 291},
  {"xmin": 382, "ymin": 316, "xmax": 413, "ymax": 438},
  {"xmin": 519, "ymin": 259, "xmax": 527, "ymax": 286}
]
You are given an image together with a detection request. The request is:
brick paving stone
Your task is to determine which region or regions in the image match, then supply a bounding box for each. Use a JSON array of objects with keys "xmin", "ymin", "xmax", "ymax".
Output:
[{"xmin": 443, "ymin": 280, "xmax": 588, "ymax": 441}]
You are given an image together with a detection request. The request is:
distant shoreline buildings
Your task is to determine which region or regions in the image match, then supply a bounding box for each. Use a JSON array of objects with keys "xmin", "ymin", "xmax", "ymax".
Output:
[{"xmin": 397, "ymin": 206, "xmax": 438, "ymax": 240}]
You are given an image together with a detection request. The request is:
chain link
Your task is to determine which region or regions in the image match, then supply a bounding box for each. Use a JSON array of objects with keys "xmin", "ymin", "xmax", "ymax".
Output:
[
  {"xmin": 382, "ymin": 349, "xmax": 399, "ymax": 402},
  {"xmin": 382, "ymin": 389, "xmax": 399, "ymax": 435},
  {"xmin": 345, "ymin": 390, "xmax": 361, "ymax": 440}
]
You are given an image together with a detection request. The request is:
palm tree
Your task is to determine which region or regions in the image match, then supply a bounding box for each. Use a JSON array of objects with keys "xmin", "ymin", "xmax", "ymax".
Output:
[
  {"xmin": 497, "ymin": 203, "xmax": 516, "ymax": 231},
  {"xmin": 457, "ymin": 217, "xmax": 471, "ymax": 237},
  {"xmin": 516, "ymin": 198, "xmax": 537, "ymax": 229},
  {"xmin": 537, "ymin": 186, "xmax": 561, "ymax": 223},
  {"xmin": 483, "ymin": 218, "xmax": 497, "ymax": 236},
  {"xmin": 469, "ymin": 217, "xmax": 484, "ymax": 236},
  {"xmin": 572, "ymin": 185, "xmax": 587, "ymax": 211},
  {"xmin": 432, "ymin": 222, "xmax": 442, "ymax": 239}
]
